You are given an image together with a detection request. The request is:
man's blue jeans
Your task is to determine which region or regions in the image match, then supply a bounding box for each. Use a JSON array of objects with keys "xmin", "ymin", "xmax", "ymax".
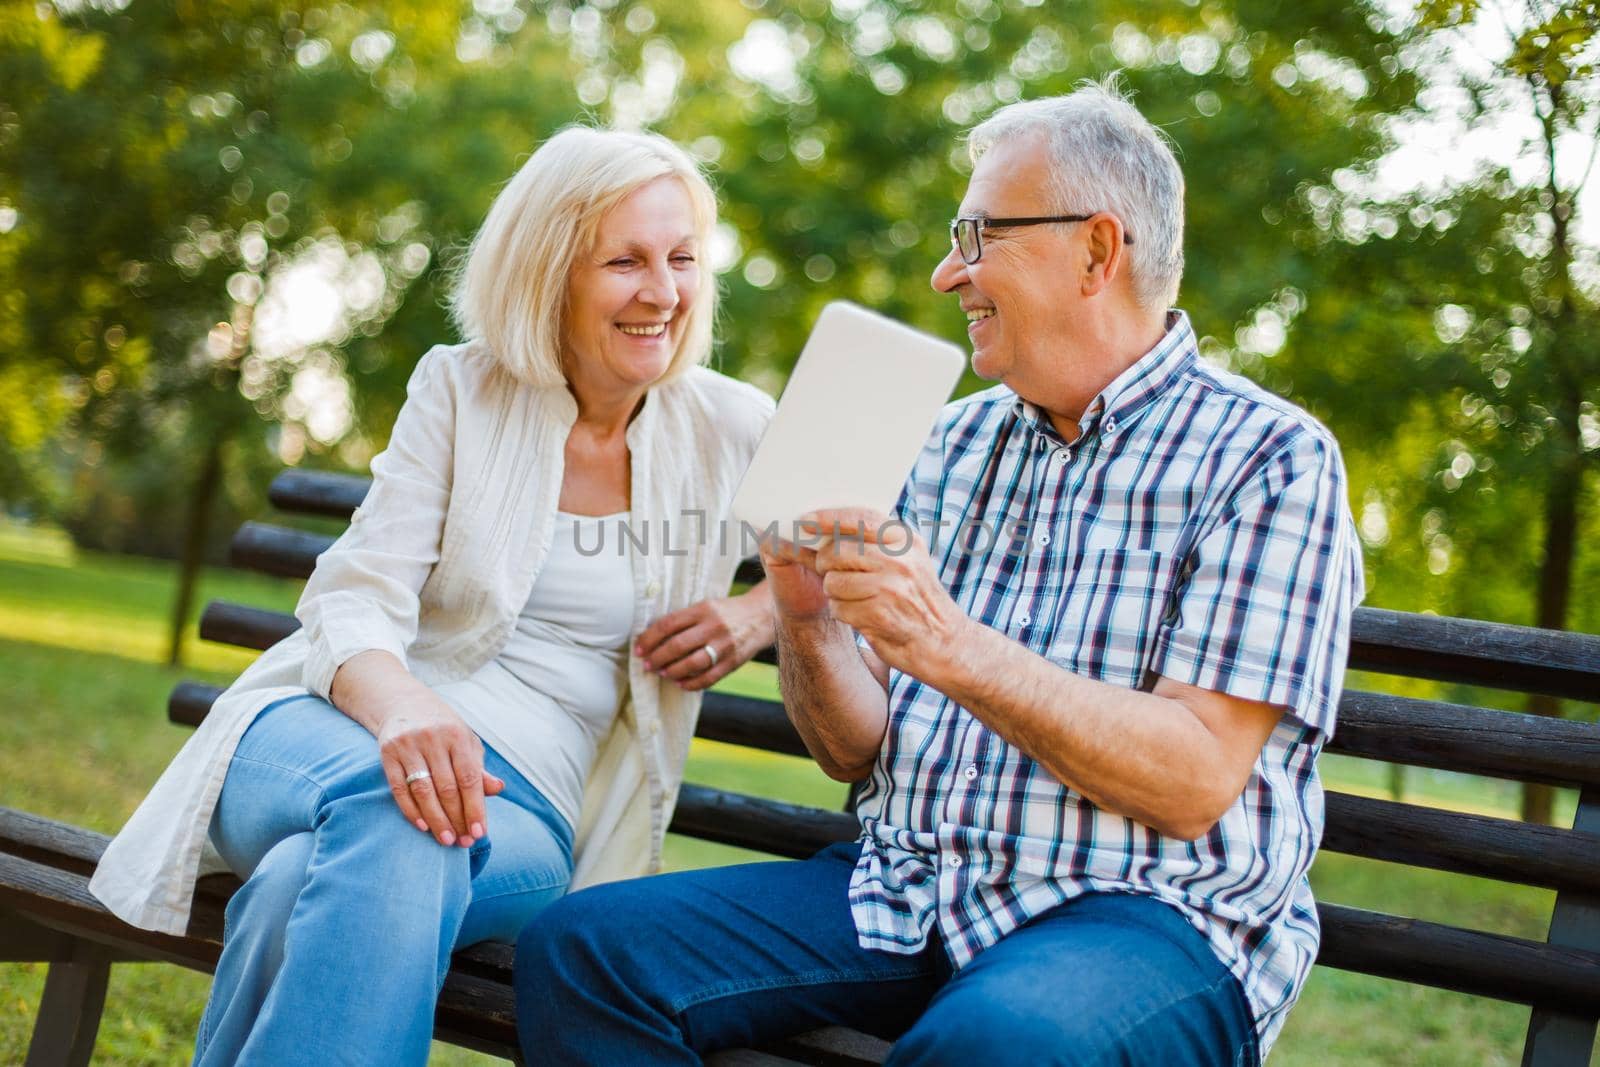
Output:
[
  {"xmin": 195, "ymin": 695, "xmax": 574, "ymax": 1067},
  {"xmin": 515, "ymin": 842, "xmax": 1259, "ymax": 1066}
]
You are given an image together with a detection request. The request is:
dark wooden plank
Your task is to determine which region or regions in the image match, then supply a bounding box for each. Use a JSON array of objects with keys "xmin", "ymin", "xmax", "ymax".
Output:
[
  {"xmin": 268, "ymin": 469, "xmax": 369, "ymax": 518},
  {"xmin": 432, "ymin": 971, "xmax": 519, "ymax": 1060},
  {"xmin": 220, "ymin": 536, "xmax": 1600, "ymax": 703},
  {"xmin": 670, "ymin": 785, "xmax": 857, "ymax": 859},
  {"xmin": 198, "ymin": 592, "xmax": 778, "ymax": 668},
  {"xmin": 1331, "ymin": 690, "xmax": 1600, "ymax": 789},
  {"xmin": 1349, "ymin": 607, "xmax": 1600, "ymax": 702},
  {"xmin": 0, "ymin": 913, "xmax": 143, "ymax": 964},
  {"xmin": 0, "ymin": 852, "xmax": 223, "ymax": 971},
  {"xmin": 699, "ymin": 692, "xmax": 811, "ymax": 758},
  {"xmin": 172, "ymin": 683, "xmax": 816, "ymax": 761},
  {"xmin": 1523, "ymin": 785, "xmax": 1600, "ymax": 1066},
  {"xmin": 0, "ymin": 808, "xmax": 108, "ymax": 877},
  {"xmin": 23, "ymin": 948, "xmax": 110, "ymax": 1067},
  {"xmin": 764, "ymin": 1028, "xmax": 893, "ymax": 1066},
  {"xmin": 735, "ymin": 558, "xmax": 765, "ymax": 587},
  {"xmin": 1322, "ymin": 792, "xmax": 1600, "ymax": 895},
  {"xmin": 168, "ymin": 681, "xmax": 223, "ymax": 729},
  {"xmin": 199, "ymin": 601, "xmax": 297, "ymax": 650},
  {"xmin": 231, "ymin": 522, "xmax": 328, "ymax": 579},
  {"xmin": 171, "ymin": 658, "xmax": 1600, "ymax": 790},
  {"xmin": 1316, "ymin": 902, "xmax": 1600, "ymax": 1014},
  {"xmin": 231, "ymin": 521, "xmax": 765, "ymax": 589}
]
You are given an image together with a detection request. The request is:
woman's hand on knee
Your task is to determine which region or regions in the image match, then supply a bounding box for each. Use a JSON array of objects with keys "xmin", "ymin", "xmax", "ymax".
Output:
[
  {"xmin": 635, "ymin": 584, "xmax": 776, "ymax": 691},
  {"xmin": 373, "ymin": 689, "xmax": 504, "ymax": 848}
]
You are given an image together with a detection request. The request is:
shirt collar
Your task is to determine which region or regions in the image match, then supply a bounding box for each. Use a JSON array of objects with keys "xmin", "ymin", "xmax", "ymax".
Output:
[{"xmin": 1011, "ymin": 310, "xmax": 1198, "ymax": 443}]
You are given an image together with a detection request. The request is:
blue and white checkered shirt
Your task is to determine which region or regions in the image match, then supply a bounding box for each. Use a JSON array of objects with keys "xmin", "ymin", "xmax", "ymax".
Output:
[{"xmin": 847, "ymin": 311, "xmax": 1364, "ymax": 1055}]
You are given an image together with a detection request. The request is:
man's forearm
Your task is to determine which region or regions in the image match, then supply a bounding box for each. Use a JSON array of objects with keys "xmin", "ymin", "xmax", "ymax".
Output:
[
  {"xmin": 914, "ymin": 620, "xmax": 1244, "ymax": 838},
  {"xmin": 775, "ymin": 614, "xmax": 888, "ymax": 781}
]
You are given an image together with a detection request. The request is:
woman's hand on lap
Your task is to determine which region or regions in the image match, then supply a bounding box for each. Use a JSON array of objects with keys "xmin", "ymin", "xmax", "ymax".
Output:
[
  {"xmin": 331, "ymin": 651, "xmax": 503, "ymax": 848},
  {"xmin": 375, "ymin": 691, "xmax": 504, "ymax": 847}
]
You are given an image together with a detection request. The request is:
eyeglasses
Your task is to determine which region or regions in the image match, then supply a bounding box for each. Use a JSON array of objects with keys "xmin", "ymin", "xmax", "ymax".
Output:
[{"xmin": 949, "ymin": 215, "xmax": 1134, "ymax": 265}]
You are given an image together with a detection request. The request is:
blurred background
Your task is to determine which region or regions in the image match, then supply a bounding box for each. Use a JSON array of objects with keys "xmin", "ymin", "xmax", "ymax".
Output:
[{"xmin": 1, "ymin": 0, "xmax": 1597, "ymax": 1062}]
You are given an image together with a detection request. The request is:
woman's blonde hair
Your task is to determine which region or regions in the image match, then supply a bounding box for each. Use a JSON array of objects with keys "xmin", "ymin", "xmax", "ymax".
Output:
[{"xmin": 450, "ymin": 126, "xmax": 719, "ymax": 389}]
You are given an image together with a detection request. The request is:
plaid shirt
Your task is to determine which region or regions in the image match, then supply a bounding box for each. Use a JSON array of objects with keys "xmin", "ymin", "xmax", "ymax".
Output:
[{"xmin": 847, "ymin": 311, "xmax": 1364, "ymax": 1055}]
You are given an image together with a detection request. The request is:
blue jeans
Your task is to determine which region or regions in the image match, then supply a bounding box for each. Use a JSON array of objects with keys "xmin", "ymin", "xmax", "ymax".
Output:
[
  {"xmin": 515, "ymin": 842, "xmax": 1258, "ymax": 1066},
  {"xmin": 195, "ymin": 695, "xmax": 574, "ymax": 1067}
]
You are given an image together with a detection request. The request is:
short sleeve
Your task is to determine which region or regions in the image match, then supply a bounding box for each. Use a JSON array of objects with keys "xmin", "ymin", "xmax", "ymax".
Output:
[{"xmin": 1149, "ymin": 431, "xmax": 1365, "ymax": 737}]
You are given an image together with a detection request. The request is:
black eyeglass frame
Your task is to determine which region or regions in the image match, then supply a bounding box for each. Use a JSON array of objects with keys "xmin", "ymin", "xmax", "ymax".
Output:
[{"xmin": 949, "ymin": 214, "xmax": 1134, "ymax": 265}]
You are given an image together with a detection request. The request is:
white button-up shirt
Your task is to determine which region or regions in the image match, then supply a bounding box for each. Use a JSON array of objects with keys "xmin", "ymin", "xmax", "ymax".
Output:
[{"xmin": 91, "ymin": 341, "xmax": 773, "ymax": 936}]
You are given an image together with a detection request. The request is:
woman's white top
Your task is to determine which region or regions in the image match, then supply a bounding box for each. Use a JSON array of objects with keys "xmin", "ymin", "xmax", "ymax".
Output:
[
  {"xmin": 437, "ymin": 511, "xmax": 634, "ymax": 830},
  {"xmin": 90, "ymin": 342, "xmax": 774, "ymax": 936}
]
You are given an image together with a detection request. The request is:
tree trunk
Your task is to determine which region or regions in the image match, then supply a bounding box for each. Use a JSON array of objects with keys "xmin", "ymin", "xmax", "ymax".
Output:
[
  {"xmin": 166, "ymin": 433, "xmax": 226, "ymax": 667},
  {"xmin": 1521, "ymin": 450, "xmax": 1582, "ymax": 825}
]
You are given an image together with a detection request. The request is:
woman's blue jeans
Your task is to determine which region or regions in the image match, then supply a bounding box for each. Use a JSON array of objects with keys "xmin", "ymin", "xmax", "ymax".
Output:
[
  {"xmin": 194, "ymin": 694, "xmax": 574, "ymax": 1067},
  {"xmin": 515, "ymin": 842, "xmax": 1259, "ymax": 1066}
]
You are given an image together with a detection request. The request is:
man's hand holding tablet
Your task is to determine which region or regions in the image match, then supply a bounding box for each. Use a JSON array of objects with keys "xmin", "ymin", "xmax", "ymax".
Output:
[{"xmin": 736, "ymin": 302, "xmax": 964, "ymax": 684}]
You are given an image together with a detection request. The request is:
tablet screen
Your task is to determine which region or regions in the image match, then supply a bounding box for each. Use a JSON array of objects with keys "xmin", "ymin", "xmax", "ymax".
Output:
[{"xmin": 731, "ymin": 301, "xmax": 966, "ymax": 540}]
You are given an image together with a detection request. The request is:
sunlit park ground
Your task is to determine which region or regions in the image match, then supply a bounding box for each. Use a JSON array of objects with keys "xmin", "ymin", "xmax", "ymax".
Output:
[{"xmin": 0, "ymin": 519, "xmax": 1591, "ymax": 1066}]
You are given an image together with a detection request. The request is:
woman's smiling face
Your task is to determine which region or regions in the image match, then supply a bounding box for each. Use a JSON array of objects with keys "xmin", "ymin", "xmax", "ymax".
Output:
[{"xmin": 563, "ymin": 176, "xmax": 700, "ymax": 402}]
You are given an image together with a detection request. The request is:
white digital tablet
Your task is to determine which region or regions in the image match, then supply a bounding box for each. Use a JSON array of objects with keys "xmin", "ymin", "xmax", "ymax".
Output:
[{"xmin": 732, "ymin": 301, "xmax": 966, "ymax": 536}]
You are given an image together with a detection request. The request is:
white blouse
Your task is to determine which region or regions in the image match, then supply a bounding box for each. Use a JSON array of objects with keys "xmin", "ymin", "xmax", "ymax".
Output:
[
  {"xmin": 438, "ymin": 511, "xmax": 636, "ymax": 830},
  {"xmin": 90, "ymin": 342, "xmax": 774, "ymax": 936}
]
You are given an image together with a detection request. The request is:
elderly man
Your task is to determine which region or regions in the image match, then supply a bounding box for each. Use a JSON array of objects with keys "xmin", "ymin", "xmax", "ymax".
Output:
[{"xmin": 514, "ymin": 81, "xmax": 1363, "ymax": 1066}]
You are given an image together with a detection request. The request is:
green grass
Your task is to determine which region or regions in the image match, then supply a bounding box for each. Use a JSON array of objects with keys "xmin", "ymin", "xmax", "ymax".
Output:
[{"xmin": 0, "ymin": 519, "xmax": 1589, "ymax": 1064}]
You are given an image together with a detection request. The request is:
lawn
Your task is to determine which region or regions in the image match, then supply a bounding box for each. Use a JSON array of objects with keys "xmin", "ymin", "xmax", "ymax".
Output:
[{"xmin": 0, "ymin": 520, "xmax": 1588, "ymax": 1065}]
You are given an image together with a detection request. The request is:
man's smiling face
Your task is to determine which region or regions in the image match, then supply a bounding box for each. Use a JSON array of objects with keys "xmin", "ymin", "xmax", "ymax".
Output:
[{"xmin": 930, "ymin": 133, "xmax": 1090, "ymax": 388}]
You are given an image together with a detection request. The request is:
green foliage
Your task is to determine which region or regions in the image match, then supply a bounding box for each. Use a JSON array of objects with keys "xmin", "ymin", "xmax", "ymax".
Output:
[
  {"xmin": 0, "ymin": 0, "xmax": 1595, "ymax": 641},
  {"xmin": 1272, "ymin": 1, "xmax": 1600, "ymax": 647}
]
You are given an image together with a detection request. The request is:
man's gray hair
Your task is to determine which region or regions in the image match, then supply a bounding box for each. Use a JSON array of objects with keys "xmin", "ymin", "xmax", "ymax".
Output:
[{"xmin": 967, "ymin": 77, "xmax": 1185, "ymax": 310}]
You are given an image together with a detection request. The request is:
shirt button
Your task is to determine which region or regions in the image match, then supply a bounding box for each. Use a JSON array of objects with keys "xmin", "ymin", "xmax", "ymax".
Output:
[
  {"xmin": 1017, "ymin": 613, "xmax": 1031, "ymax": 628},
  {"xmin": 1104, "ymin": 416, "xmax": 1118, "ymax": 434},
  {"xmin": 964, "ymin": 765, "xmax": 978, "ymax": 781},
  {"xmin": 644, "ymin": 580, "xmax": 661, "ymax": 598},
  {"xmin": 1052, "ymin": 449, "xmax": 1070, "ymax": 464},
  {"xmin": 947, "ymin": 854, "xmax": 962, "ymax": 869},
  {"xmin": 1035, "ymin": 531, "xmax": 1050, "ymax": 547}
]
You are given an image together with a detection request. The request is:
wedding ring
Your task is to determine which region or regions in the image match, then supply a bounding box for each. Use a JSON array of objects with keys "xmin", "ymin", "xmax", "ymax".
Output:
[
  {"xmin": 703, "ymin": 644, "xmax": 719, "ymax": 668},
  {"xmin": 405, "ymin": 768, "xmax": 432, "ymax": 785}
]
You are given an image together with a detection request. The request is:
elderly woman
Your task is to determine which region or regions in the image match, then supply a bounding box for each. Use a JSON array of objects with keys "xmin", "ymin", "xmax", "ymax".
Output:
[{"xmin": 89, "ymin": 127, "xmax": 776, "ymax": 1066}]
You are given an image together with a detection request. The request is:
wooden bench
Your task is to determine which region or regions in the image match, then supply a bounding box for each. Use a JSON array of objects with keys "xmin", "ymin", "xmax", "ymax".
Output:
[{"xmin": 5, "ymin": 466, "xmax": 1600, "ymax": 1065}]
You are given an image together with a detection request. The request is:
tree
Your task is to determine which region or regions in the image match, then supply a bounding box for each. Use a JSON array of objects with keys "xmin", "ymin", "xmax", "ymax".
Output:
[
  {"xmin": 0, "ymin": 0, "xmax": 588, "ymax": 661},
  {"xmin": 1264, "ymin": 0, "xmax": 1598, "ymax": 822}
]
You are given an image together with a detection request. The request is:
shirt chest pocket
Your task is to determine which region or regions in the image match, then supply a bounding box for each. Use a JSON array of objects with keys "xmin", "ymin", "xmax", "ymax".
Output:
[{"xmin": 1044, "ymin": 547, "xmax": 1175, "ymax": 691}]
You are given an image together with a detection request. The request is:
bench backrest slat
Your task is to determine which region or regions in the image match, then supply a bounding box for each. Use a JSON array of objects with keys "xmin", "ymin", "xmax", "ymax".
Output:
[
  {"xmin": 239, "ymin": 491, "xmax": 1600, "ymax": 702},
  {"xmin": 1328, "ymin": 691, "xmax": 1600, "ymax": 789},
  {"xmin": 1321, "ymin": 792, "xmax": 1600, "ymax": 895},
  {"xmin": 189, "ymin": 602, "xmax": 1600, "ymax": 790},
  {"xmin": 1315, "ymin": 901, "xmax": 1600, "ymax": 1016},
  {"xmin": 168, "ymin": 677, "xmax": 1600, "ymax": 898}
]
